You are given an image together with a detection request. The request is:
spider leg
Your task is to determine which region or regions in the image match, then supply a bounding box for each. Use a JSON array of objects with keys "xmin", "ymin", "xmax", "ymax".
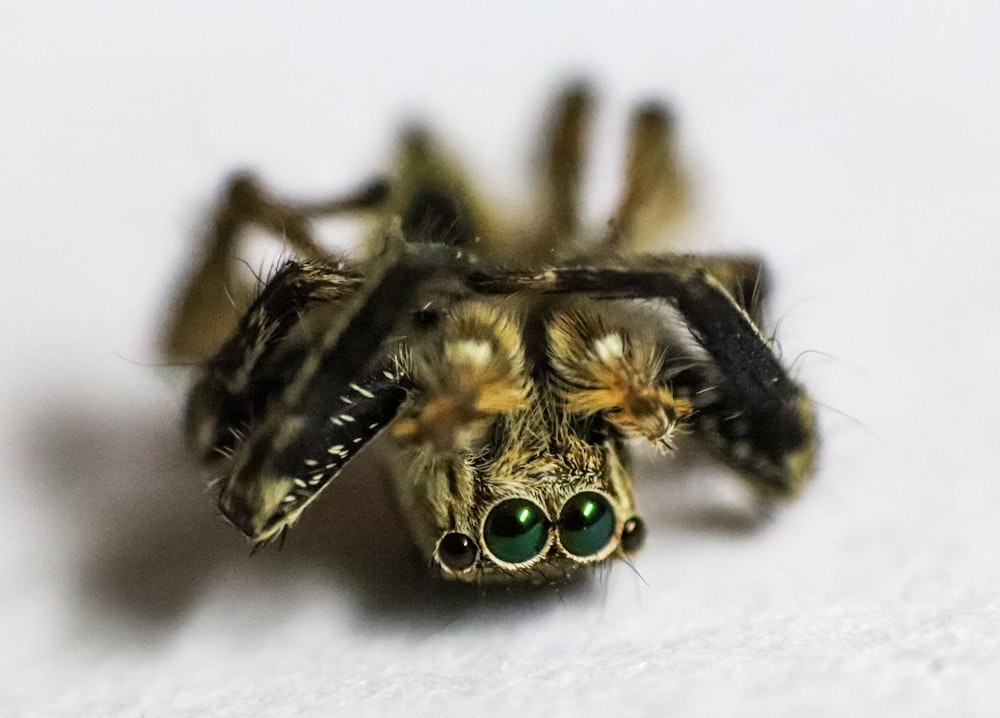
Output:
[
  {"xmin": 184, "ymin": 257, "xmax": 363, "ymax": 462},
  {"xmin": 464, "ymin": 261, "xmax": 815, "ymax": 497},
  {"xmin": 653, "ymin": 254, "xmax": 770, "ymax": 325},
  {"xmin": 215, "ymin": 235, "xmax": 462, "ymax": 542},
  {"xmin": 542, "ymin": 253, "xmax": 769, "ymax": 449},
  {"xmin": 162, "ymin": 172, "xmax": 388, "ymax": 361},
  {"xmin": 527, "ymin": 82, "xmax": 594, "ymax": 262},
  {"xmin": 599, "ymin": 102, "xmax": 689, "ymax": 253}
]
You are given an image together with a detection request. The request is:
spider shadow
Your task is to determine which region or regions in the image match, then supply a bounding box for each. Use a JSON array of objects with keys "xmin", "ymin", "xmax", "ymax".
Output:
[
  {"xmin": 28, "ymin": 391, "xmax": 767, "ymax": 643},
  {"xmin": 27, "ymin": 394, "xmax": 602, "ymax": 641},
  {"xmin": 631, "ymin": 448, "xmax": 777, "ymax": 538}
]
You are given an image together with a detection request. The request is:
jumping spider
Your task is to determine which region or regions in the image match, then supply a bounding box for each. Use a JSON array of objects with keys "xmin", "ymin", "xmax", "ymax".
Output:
[{"xmin": 163, "ymin": 84, "xmax": 816, "ymax": 585}]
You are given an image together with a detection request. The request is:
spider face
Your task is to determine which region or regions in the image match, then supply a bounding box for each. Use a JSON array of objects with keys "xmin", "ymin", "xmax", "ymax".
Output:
[
  {"xmin": 398, "ymin": 388, "xmax": 638, "ymax": 583},
  {"xmin": 164, "ymin": 83, "xmax": 816, "ymax": 586}
]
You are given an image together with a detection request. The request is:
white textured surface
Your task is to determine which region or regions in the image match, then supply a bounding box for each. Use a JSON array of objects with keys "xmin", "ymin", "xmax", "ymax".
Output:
[{"xmin": 3, "ymin": 2, "xmax": 999, "ymax": 716}]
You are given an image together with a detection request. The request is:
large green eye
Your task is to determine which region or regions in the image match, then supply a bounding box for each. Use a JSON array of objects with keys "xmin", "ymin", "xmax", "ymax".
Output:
[
  {"xmin": 483, "ymin": 498, "xmax": 550, "ymax": 564},
  {"xmin": 558, "ymin": 492, "xmax": 616, "ymax": 557}
]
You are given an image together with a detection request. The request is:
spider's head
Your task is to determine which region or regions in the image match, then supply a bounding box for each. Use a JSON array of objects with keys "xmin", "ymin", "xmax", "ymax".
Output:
[{"xmin": 397, "ymin": 416, "xmax": 646, "ymax": 585}]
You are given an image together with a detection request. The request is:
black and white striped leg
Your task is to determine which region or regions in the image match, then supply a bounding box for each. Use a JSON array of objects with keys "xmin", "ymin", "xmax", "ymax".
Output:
[
  {"xmin": 215, "ymin": 240, "xmax": 462, "ymax": 542},
  {"xmin": 185, "ymin": 258, "xmax": 363, "ymax": 462},
  {"xmin": 219, "ymin": 362, "xmax": 410, "ymax": 543}
]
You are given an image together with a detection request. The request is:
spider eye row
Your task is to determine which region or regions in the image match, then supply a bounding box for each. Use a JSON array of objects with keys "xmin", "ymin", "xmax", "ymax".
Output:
[{"xmin": 436, "ymin": 493, "xmax": 646, "ymax": 572}]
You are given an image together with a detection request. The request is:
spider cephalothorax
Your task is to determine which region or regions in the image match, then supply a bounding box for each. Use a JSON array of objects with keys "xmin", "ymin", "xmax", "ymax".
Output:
[{"xmin": 164, "ymin": 83, "xmax": 816, "ymax": 584}]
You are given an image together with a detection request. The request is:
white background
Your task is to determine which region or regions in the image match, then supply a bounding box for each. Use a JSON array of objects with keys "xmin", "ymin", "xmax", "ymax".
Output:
[{"xmin": 2, "ymin": 2, "xmax": 999, "ymax": 716}]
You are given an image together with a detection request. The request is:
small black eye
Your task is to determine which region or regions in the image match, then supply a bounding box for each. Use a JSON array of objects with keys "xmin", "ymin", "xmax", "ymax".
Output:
[
  {"xmin": 620, "ymin": 516, "xmax": 646, "ymax": 554},
  {"xmin": 558, "ymin": 492, "xmax": 616, "ymax": 557},
  {"xmin": 436, "ymin": 532, "xmax": 479, "ymax": 572},
  {"xmin": 483, "ymin": 499, "xmax": 549, "ymax": 564}
]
